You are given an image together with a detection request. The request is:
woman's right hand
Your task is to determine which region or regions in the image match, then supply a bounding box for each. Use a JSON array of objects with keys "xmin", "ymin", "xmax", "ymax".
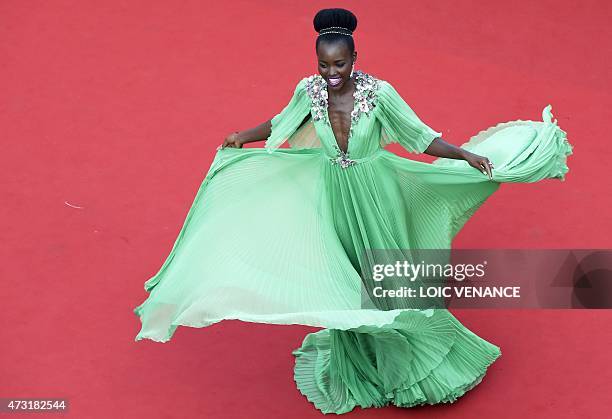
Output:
[{"xmin": 217, "ymin": 132, "xmax": 243, "ymax": 150}]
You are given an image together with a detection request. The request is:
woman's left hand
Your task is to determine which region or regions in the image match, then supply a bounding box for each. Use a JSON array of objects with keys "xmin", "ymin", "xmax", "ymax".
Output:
[{"xmin": 462, "ymin": 150, "xmax": 494, "ymax": 179}]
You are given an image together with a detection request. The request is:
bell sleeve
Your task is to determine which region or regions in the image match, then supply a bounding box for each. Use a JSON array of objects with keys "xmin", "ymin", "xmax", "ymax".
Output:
[
  {"xmin": 376, "ymin": 80, "xmax": 442, "ymax": 154},
  {"xmin": 264, "ymin": 77, "xmax": 311, "ymax": 153}
]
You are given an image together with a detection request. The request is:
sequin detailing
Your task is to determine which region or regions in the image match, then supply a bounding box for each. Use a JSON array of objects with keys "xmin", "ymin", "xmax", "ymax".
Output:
[
  {"xmin": 304, "ymin": 75, "xmax": 326, "ymax": 121},
  {"xmin": 329, "ymin": 145, "xmax": 357, "ymax": 168},
  {"xmin": 305, "ymin": 70, "xmax": 381, "ymax": 169}
]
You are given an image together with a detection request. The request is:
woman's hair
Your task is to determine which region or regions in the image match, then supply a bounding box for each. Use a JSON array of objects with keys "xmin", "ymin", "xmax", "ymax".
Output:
[{"xmin": 313, "ymin": 8, "xmax": 357, "ymax": 55}]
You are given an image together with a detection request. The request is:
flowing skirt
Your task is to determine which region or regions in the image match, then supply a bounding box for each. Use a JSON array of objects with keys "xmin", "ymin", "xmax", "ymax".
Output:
[{"xmin": 133, "ymin": 105, "xmax": 572, "ymax": 413}]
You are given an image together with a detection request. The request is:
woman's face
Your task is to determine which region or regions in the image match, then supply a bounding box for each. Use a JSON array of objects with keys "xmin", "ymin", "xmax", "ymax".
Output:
[{"xmin": 316, "ymin": 41, "xmax": 357, "ymax": 91}]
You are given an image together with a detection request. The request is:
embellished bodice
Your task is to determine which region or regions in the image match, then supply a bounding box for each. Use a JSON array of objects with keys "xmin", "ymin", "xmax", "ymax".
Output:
[
  {"xmin": 304, "ymin": 70, "xmax": 385, "ymax": 167},
  {"xmin": 264, "ymin": 70, "xmax": 442, "ymax": 167}
]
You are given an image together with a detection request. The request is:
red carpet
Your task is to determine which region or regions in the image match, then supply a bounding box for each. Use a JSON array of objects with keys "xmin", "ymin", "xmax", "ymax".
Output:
[{"xmin": 1, "ymin": 1, "xmax": 610, "ymax": 417}]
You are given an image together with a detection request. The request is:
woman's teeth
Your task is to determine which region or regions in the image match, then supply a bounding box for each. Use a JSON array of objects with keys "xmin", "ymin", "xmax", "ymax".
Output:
[{"xmin": 328, "ymin": 77, "xmax": 342, "ymax": 86}]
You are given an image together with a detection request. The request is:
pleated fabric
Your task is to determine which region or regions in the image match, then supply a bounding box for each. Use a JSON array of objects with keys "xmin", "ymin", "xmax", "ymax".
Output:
[
  {"xmin": 133, "ymin": 72, "xmax": 573, "ymax": 414},
  {"xmin": 293, "ymin": 310, "xmax": 501, "ymax": 414}
]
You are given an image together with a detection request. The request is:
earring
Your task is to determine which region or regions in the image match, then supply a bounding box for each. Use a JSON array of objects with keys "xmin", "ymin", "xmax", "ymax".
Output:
[{"xmin": 350, "ymin": 62, "xmax": 355, "ymax": 77}]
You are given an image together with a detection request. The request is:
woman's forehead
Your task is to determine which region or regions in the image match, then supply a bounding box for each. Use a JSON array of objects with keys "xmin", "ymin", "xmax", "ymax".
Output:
[{"xmin": 317, "ymin": 42, "xmax": 351, "ymax": 59}]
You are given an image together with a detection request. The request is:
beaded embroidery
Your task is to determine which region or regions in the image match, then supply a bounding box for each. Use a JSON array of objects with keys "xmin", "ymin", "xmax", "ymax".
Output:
[
  {"xmin": 329, "ymin": 145, "xmax": 357, "ymax": 168},
  {"xmin": 305, "ymin": 70, "xmax": 381, "ymax": 168}
]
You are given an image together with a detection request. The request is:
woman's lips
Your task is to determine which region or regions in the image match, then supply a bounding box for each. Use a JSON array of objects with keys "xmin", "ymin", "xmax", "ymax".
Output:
[{"xmin": 328, "ymin": 77, "xmax": 342, "ymax": 87}]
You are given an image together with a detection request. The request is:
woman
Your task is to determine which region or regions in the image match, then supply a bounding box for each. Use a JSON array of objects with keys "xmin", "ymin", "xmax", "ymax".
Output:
[{"xmin": 133, "ymin": 8, "xmax": 573, "ymax": 414}]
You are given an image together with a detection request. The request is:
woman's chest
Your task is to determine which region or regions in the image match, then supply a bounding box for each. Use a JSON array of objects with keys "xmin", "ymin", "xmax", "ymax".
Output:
[
  {"xmin": 327, "ymin": 97, "xmax": 356, "ymax": 152},
  {"xmin": 310, "ymin": 107, "xmax": 383, "ymax": 157},
  {"xmin": 304, "ymin": 71, "xmax": 384, "ymax": 156}
]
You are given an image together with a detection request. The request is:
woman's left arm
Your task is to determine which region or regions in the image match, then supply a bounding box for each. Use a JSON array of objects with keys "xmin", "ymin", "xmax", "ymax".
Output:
[
  {"xmin": 425, "ymin": 137, "xmax": 494, "ymax": 179},
  {"xmin": 376, "ymin": 80, "xmax": 494, "ymax": 179}
]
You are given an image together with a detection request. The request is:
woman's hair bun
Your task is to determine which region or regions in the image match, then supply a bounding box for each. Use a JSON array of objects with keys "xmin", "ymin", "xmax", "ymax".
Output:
[{"xmin": 313, "ymin": 8, "xmax": 358, "ymax": 33}]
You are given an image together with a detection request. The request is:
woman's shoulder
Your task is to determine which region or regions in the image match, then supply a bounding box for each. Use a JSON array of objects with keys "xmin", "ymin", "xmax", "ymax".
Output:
[
  {"xmin": 351, "ymin": 71, "xmax": 392, "ymax": 112},
  {"xmin": 357, "ymin": 70, "xmax": 386, "ymax": 86},
  {"xmin": 299, "ymin": 73, "xmax": 323, "ymax": 91}
]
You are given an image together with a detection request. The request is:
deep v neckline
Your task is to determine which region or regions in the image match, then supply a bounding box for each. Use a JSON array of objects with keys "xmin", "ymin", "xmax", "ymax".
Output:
[
  {"xmin": 325, "ymin": 75, "xmax": 358, "ymax": 155},
  {"xmin": 305, "ymin": 70, "xmax": 381, "ymax": 160}
]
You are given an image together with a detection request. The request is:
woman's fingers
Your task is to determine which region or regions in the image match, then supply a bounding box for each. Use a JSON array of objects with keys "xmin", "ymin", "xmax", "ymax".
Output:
[
  {"xmin": 217, "ymin": 139, "xmax": 242, "ymax": 150},
  {"xmin": 479, "ymin": 159, "xmax": 493, "ymax": 179},
  {"xmin": 468, "ymin": 154, "xmax": 494, "ymax": 179}
]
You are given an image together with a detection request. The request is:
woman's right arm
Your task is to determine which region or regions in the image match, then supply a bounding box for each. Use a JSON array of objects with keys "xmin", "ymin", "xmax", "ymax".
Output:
[
  {"xmin": 221, "ymin": 120, "xmax": 272, "ymax": 149},
  {"xmin": 220, "ymin": 76, "xmax": 309, "ymax": 151}
]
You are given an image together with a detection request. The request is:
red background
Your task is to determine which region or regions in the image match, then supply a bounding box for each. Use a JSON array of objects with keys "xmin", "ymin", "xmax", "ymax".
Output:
[{"xmin": 2, "ymin": 1, "xmax": 610, "ymax": 418}]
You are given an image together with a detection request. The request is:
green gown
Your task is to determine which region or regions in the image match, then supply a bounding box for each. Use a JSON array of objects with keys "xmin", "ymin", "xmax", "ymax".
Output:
[{"xmin": 133, "ymin": 70, "xmax": 573, "ymax": 414}]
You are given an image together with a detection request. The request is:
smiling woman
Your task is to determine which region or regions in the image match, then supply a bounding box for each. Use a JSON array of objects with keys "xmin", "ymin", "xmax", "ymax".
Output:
[
  {"xmin": 315, "ymin": 9, "xmax": 358, "ymax": 154},
  {"xmin": 133, "ymin": 7, "xmax": 573, "ymax": 415}
]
